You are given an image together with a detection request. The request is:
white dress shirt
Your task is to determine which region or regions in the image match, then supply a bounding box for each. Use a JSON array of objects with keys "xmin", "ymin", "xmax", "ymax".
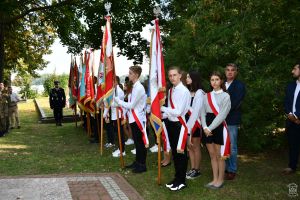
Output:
[
  {"xmin": 117, "ymin": 80, "xmax": 146, "ymax": 124},
  {"xmin": 225, "ymin": 81, "xmax": 232, "ymax": 90},
  {"xmin": 162, "ymin": 82, "xmax": 190, "ymax": 122},
  {"xmin": 10, "ymin": 92, "xmax": 20, "ymax": 103},
  {"xmin": 293, "ymin": 80, "xmax": 300, "ymax": 117},
  {"xmin": 186, "ymin": 89, "xmax": 205, "ymax": 133}
]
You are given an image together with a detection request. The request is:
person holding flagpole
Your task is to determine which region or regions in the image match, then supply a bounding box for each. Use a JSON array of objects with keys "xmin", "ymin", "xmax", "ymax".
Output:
[
  {"xmin": 185, "ymin": 70, "xmax": 205, "ymax": 179},
  {"xmin": 162, "ymin": 66, "xmax": 190, "ymax": 191},
  {"xmin": 104, "ymin": 76, "xmax": 126, "ymax": 157},
  {"xmin": 201, "ymin": 71, "xmax": 231, "ymax": 189},
  {"xmin": 114, "ymin": 65, "xmax": 148, "ymax": 173}
]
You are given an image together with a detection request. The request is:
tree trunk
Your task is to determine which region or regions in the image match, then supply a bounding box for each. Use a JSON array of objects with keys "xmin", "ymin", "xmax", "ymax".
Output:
[{"xmin": 0, "ymin": 24, "xmax": 4, "ymax": 83}]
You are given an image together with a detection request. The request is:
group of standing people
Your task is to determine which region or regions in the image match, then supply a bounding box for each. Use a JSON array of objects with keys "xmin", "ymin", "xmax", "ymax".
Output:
[
  {"xmin": 62, "ymin": 60, "xmax": 299, "ymax": 192},
  {"xmin": 161, "ymin": 64, "xmax": 245, "ymax": 191},
  {"xmin": 0, "ymin": 82, "xmax": 21, "ymax": 137},
  {"xmin": 107, "ymin": 64, "xmax": 246, "ymax": 191}
]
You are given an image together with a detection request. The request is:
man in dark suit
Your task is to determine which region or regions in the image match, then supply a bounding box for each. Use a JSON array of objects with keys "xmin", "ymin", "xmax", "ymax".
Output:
[
  {"xmin": 283, "ymin": 62, "xmax": 300, "ymax": 175},
  {"xmin": 224, "ymin": 63, "xmax": 246, "ymax": 180},
  {"xmin": 49, "ymin": 80, "xmax": 66, "ymax": 126}
]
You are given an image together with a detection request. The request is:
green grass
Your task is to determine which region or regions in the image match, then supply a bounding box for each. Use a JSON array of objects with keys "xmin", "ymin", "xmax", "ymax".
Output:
[
  {"xmin": 0, "ymin": 99, "xmax": 299, "ymax": 200},
  {"xmin": 36, "ymin": 96, "xmax": 74, "ymax": 117}
]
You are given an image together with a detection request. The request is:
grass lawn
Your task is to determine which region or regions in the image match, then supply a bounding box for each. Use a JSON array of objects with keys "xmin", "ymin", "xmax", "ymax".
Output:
[
  {"xmin": 36, "ymin": 96, "xmax": 74, "ymax": 117},
  {"xmin": 0, "ymin": 99, "xmax": 299, "ymax": 200}
]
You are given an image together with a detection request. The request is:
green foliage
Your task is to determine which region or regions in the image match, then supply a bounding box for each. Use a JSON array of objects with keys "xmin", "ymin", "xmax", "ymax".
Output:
[
  {"xmin": 0, "ymin": 0, "xmax": 156, "ymax": 82},
  {"xmin": 13, "ymin": 72, "xmax": 38, "ymax": 99},
  {"xmin": 162, "ymin": 0, "xmax": 300, "ymax": 151},
  {"xmin": 43, "ymin": 73, "xmax": 69, "ymax": 96},
  {"xmin": 19, "ymin": 84, "xmax": 38, "ymax": 99}
]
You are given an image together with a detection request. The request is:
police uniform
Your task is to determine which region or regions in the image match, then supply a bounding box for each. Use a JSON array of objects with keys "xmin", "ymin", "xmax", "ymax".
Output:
[{"xmin": 49, "ymin": 81, "xmax": 66, "ymax": 126}]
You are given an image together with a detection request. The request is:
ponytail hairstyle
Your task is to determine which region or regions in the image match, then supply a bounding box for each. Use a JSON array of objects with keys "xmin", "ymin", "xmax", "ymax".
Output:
[{"xmin": 187, "ymin": 70, "xmax": 203, "ymax": 92}]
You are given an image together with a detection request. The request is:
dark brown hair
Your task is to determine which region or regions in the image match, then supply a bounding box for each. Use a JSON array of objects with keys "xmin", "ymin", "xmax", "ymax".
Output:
[
  {"xmin": 187, "ymin": 70, "xmax": 203, "ymax": 92},
  {"xmin": 210, "ymin": 71, "xmax": 227, "ymax": 92}
]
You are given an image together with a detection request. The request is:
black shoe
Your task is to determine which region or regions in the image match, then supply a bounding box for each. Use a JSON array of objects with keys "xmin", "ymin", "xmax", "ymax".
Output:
[
  {"xmin": 169, "ymin": 182, "xmax": 187, "ymax": 191},
  {"xmin": 10, "ymin": 127, "xmax": 14, "ymax": 129},
  {"xmin": 132, "ymin": 164, "xmax": 147, "ymax": 173},
  {"xmin": 186, "ymin": 169, "xmax": 194, "ymax": 177},
  {"xmin": 165, "ymin": 179, "xmax": 177, "ymax": 188},
  {"xmin": 59, "ymin": 123, "xmax": 62, "ymax": 126},
  {"xmin": 186, "ymin": 169, "xmax": 201, "ymax": 179},
  {"xmin": 125, "ymin": 161, "xmax": 137, "ymax": 169},
  {"xmin": 17, "ymin": 126, "xmax": 21, "ymax": 129}
]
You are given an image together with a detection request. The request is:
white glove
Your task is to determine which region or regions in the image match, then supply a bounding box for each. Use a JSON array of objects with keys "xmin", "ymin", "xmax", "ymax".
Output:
[
  {"xmin": 161, "ymin": 106, "xmax": 167, "ymax": 113},
  {"xmin": 162, "ymin": 112, "xmax": 168, "ymax": 119},
  {"xmin": 103, "ymin": 109, "xmax": 108, "ymax": 118}
]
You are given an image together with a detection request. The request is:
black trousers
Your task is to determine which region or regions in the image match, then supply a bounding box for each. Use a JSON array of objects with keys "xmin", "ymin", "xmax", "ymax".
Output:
[
  {"xmin": 53, "ymin": 107, "xmax": 63, "ymax": 123},
  {"xmin": 91, "ymin": 114, "xmax": 101, "ymax": 141},
  {"xmin": 112, "ymin": 120, "xmax": 125, "ymax": 152},
  {"xmin": 105, "ymin": 121, "xmax": 114, "ymax": 144},
  {"xmin": 130, "ymin": 122, "xmax": 147, "ymax": 165},
  {"xmin": 166, "ymin": 120, "xmax": 188, "ymax": 183},
  {"xmin": 286, "ymin": 121, "xmax": 300, "ymax": 170}
]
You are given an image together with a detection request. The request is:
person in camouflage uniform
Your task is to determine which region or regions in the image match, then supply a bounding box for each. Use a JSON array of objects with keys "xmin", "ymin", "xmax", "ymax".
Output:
[{"xmin": 0, "ymin": 93, "xmax": 9, "ymax": 137}]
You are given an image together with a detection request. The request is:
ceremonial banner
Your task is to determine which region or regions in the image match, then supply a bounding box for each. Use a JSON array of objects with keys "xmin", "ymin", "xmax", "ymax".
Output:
[
  {"xmin": 149, "ymin": 18, "xmax": 166, "ymax": 137},
  {"xmin": 103, "ymin": 16, "xmax": 115, "ymax": 107},
  {"xmin": 78, "ymin": 55, "xmax": 87, "ymax": 111},
  {"xmin": 96, "ymin": 32, "xmax": 106, "ymax": 107},
  {"xmin": 68, "ymin": 58, "xmax": 79, "ymax": 109},
  {"xmin": 84, "ymin": 50, "xmax": 95, "ymax": 113}
]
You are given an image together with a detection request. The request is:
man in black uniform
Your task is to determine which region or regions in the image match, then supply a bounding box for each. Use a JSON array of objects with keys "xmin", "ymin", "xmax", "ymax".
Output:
[{"xmin": 49, "ymin": 80, "xmax": 66, "ymax": 126}]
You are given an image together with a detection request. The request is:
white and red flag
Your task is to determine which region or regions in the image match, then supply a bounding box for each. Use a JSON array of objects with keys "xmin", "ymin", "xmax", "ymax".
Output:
[
  {"xmin": 96, "ymin": 16, "xmax": 115, "ymax": 108},
  {"xmin": 149, "ymin": 19, "xmax": 166, "ymax": 137}
]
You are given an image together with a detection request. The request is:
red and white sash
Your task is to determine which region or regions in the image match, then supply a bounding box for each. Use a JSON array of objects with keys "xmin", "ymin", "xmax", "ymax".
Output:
[
  {"xmin": 161, "ymin": 121, "xmax": 171, "ymax": 153},
  {"xmin": 187, "ymin": 109, "xmax": 202, "ymax": 135},
  {"xmin": 169, "ymin": 88, "xmax": 188, "ymax": 153},
  {"xmin": 207, "ymin": 92, "xmax": 230, "ymax": 159},
  {"xmin": 130, "ymin": 96, "xmax": 149, "ymax": 148}
]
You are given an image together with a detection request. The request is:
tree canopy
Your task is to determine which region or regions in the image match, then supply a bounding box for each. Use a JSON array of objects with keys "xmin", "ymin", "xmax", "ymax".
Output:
[
  {"xmin": 0, "ymin": 0, "xmax": 156, "ymax": 83},
  {"xmin": 161, "ymin": 0, "xmax": 300, "ymax": 150}
]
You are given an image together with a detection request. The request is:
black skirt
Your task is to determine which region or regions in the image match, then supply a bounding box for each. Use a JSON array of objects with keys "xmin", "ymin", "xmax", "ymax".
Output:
[{"xmin": 202, "ymin": 113, "xmax": 224, "ymax": 145}]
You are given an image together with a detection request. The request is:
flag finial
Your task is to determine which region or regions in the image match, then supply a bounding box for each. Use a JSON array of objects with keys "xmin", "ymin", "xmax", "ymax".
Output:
[{"xmin": 105, "ymin": 2, "xmax": 112, "ymax": 16}]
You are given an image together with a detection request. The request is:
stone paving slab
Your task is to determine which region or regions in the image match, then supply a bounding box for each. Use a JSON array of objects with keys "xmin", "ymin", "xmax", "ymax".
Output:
[{"xmin": 0, "ymin": 173, "xmax": 143, "ymax": 200}]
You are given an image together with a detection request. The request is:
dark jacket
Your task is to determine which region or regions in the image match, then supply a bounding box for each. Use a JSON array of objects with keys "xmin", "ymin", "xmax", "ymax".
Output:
[
  {"xmin": 284, "ymin": 81, "xmax": 300, "ymax": 119},
  {"xmin": 49, "ymin": 87, "xmax": 66, "ymax": 109},
  {"xmin": 226, "ymin": 79, "xmax": 246, "ymax": 125}
]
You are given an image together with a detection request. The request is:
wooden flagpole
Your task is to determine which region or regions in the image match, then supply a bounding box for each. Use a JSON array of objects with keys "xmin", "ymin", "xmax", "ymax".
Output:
[
  {"xmin": 157, "ymin": 134, "xmax": 161, "ymax": 185},
  {"xmin": 75, "ymin": 102, "xmax": 78, "ymax": 127},
  {"xmin": 100, "ymin": 106, "xmax": 104, "ymax": 155},
  {"xmin": 116, "ymin": 107, "xmax": 124, "ymax": 168}
]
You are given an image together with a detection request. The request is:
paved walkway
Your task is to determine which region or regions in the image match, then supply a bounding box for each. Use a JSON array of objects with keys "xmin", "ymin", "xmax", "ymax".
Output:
[{"xmin": 0, "ymin": 173, "xmax": 143, "ymax": 200}]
